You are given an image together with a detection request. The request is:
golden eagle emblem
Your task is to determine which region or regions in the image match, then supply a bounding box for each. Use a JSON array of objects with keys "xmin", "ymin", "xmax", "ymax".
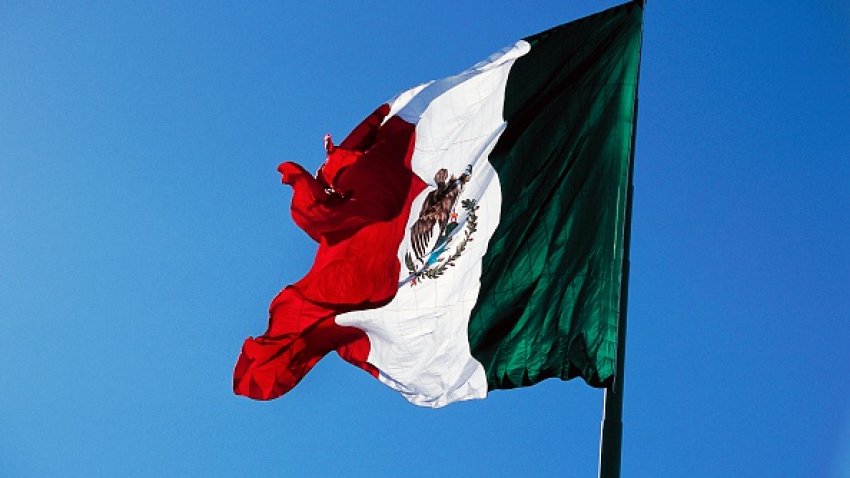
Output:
[{"xmin": 401, "ymin": 165, "xmax": 478, "ymax": 287}]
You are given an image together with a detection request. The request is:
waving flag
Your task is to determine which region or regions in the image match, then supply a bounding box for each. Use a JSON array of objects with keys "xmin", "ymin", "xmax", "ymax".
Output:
[{"xmin": 235, "ymin": 1, "xmax": 643, "ymax": 407}]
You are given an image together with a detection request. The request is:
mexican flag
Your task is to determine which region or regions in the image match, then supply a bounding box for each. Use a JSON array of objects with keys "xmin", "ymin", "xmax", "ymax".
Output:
[{"xmin": 234, "ymin": 2, "xmax": 643, "ymax": 407}]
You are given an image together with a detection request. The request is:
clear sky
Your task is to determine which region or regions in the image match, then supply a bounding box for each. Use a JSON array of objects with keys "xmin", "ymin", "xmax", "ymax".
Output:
[{"xmin": 2, "ymin": 1, "xmax": 849, "ymax": 477}]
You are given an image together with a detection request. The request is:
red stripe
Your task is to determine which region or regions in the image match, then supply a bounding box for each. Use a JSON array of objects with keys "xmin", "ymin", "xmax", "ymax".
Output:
[{"xmin": 234, "ymin": 106, "xmax": 425, "ymax": 400}]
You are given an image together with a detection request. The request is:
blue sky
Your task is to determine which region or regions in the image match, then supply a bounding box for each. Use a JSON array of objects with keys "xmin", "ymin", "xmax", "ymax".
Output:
[{"xmin": 1, "ymin": 1, "xmax": 848, "ymax": 477}]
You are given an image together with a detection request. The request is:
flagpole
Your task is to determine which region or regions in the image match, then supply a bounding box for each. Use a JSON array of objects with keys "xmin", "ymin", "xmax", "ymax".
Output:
[
  {"xmin": 596, "ymin": 106, "xmax": 635, "ymax": 478},
  {"xmin": 598, "ymin": 1, "xmax": 643, "ymax": 477}
]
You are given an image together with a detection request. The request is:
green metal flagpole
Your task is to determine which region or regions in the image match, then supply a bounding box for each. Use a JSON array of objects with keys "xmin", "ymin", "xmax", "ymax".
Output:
[{"xmin": 598, "ymin": 1, "xmax": 643, "ymax": 476}]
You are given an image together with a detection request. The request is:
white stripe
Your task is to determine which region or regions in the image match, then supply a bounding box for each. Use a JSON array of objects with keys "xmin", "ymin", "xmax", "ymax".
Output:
[{"xmin": 336, "ymin": 41, "xmax": 530, "ymax": 408}]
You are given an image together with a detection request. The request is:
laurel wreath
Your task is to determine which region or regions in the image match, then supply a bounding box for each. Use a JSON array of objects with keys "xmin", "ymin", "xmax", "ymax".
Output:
[{"xmin": 404, "ymin": 198, "xmax": 478, "ymax": 285}]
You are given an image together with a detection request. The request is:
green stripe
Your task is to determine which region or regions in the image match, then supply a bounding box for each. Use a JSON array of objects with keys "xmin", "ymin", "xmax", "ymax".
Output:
[{"xmin": 468, "ymin": 2, "xmax": 643, "ymax": 390}]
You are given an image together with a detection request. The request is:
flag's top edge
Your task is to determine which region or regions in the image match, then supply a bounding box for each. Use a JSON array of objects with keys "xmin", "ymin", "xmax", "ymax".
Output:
[
  {"xmin": 385, "ymin": 41, "xmax": 530, "ymax": 125},
  {"xmin": 523, "ymin": 0, "xmax": 642, "ymax": 45}
]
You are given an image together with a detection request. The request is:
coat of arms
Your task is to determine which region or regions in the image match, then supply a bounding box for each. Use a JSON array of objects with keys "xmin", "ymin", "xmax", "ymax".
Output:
[{"xmin": 401, "ymin": 165, "xmax": 478, "ymax": 286}]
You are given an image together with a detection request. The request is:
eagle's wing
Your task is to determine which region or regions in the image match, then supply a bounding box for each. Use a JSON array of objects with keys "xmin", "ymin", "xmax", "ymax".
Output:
[{"xmin": 410, "ymin": 208, "xmax": 440, "ymax": 260}]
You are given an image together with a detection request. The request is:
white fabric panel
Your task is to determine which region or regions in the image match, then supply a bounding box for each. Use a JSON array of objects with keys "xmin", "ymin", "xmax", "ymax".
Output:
[{"xmin": 336, "ymin": 41, "xmax": 530, "ymax": 408}]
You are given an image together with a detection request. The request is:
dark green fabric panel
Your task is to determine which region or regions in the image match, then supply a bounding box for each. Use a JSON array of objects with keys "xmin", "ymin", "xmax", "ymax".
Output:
[{"xmin": 468, "ymin": 2, "xmax": 643, "ymax": 390}]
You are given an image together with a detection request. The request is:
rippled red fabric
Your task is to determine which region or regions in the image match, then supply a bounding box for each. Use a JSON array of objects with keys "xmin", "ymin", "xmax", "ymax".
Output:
[{"xmin": 234, "ymin": 105, "xmax": 426, "ymax": 400}]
